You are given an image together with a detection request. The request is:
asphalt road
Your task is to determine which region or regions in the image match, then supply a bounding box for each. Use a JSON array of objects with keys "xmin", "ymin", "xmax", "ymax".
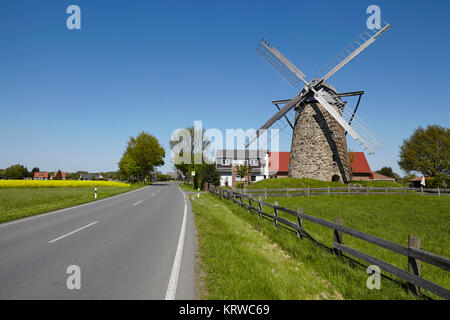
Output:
[{"xmin": 0, "ymin": 183, "xmax": 196, "ymax": 299}]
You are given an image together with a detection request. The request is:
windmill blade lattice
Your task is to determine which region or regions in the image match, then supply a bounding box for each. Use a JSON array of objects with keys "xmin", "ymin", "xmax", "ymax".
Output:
[
  {"xmin": 257, "ymin": 40, "xmax": 306, "ymax": 88},
  {"xmin": 316, "ymin": 20, "xmax": 391, "ymax": 82},
  {"xmin": 316, "ymin": 88, "xmax": 384, "ymax": 154}
]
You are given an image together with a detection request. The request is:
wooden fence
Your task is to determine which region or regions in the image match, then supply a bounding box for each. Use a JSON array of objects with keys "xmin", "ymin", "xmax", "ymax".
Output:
[
  {"xmin": 230, "ymin": 186, "xmax": 450, "ymax": 198},
  {"xmin": 209, "ymin": 186, "xmax": 450, "ymax": 300}
]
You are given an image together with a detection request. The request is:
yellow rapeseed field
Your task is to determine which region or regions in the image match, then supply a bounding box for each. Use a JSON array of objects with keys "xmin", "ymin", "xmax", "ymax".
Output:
[{"xmin": 0, "ymin": 180, "xmax": 130, "ymax": 188}]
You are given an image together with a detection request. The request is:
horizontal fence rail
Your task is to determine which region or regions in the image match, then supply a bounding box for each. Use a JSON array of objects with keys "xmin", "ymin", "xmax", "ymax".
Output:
[
  {"xmin": 209, "ymin": 185, "xmax": 450, "ymax": 300},
  {"xmin": 226, "ymin": 186, "xmax": 450, "ymax": 198}
]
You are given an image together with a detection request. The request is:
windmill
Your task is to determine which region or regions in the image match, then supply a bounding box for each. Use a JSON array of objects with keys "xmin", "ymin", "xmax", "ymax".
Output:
[{"xmin": 247, "ymin": 21, "xmax": 391, "ymax": 183}]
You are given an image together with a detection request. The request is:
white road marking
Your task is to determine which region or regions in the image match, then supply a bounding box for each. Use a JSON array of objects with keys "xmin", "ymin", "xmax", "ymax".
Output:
[
  {"xmin": 133, "ymin": 200, "xmax": 143, "ymax": 206},
  {"xmin": 48, "ymin": 221, "xmax": 98, "ymax": 243},
  {"xmin": 165, "ymin": 195, "xmax": 187, "ymax": 300}
]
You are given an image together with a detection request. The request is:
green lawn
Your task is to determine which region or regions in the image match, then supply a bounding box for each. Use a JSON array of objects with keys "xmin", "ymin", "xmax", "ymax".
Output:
[
  {"xmin": 191, "ymin": 192, "xmax": 426, "ymax": 300},
  {"xmin": 0, "ymin": 184, "xmax": 144, "ymax": 223},
  {"xmin": 179, "ymin": 182, "xmax": 199, "ymax": 192},
  {"xmin": 249, "ymin": 177, "xmax": 345, "ymax": 189},
  {"xmin": 241, "ymin": 194, "xmax": 450, "ymax": 299}
]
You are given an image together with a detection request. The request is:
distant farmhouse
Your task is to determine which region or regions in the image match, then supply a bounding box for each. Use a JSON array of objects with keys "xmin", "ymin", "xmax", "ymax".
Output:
[
  {"xmin": 34, "ymin": 172, "xmax": 48, "ymax": 180},
  {"xmin": 78, "ymin": 173, "xmax": 104, "ymax": 181},
  {"xmin": 33, "ymin": 171, "xmax": 67, "ymax": 180},
  {"xmin": 215, "ymin": 149, "xmax": 394, "ymax": 187}
]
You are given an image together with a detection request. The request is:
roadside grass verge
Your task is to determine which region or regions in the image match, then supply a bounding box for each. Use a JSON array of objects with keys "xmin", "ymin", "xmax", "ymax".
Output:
[
  {"xmin": 243, "ymin": 194, "xmax": 449, "ymax": 299},
  {"xmin": 179, "ymin": 183, "xmax": 198, "ymax": 192},
  {"xmin": 190, "ymin": 193, "xmax": 417, "ymax": 299},
  {"xmin": 0, "ymin": 184, "xmax": 144, "ymax": 223}
]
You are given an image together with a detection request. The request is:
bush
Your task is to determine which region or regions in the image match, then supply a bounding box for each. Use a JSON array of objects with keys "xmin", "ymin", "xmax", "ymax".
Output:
[
  {"xmin": 235, "ymin": 182, "xmax": 244, "ymax": 189},
  {"xmin": 426, "ymin": 176, "xmax": 450, "ymax": 188},
  {"xmin": 156, "ymin": 173, "xmax": 171, "ymax": 181},
  {"xmin": 199, "ymin": 164, "xmax": 221, "ymax": 189}
]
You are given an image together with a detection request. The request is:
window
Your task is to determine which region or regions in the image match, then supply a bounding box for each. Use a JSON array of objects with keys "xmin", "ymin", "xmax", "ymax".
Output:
[
  {"xmin": 221, "ymin": 158, "xmax": 231, "ymax": 166},
  {"xmin": 249, "ymin": 159, "xmax": 259, "ymax": 166},
  {"xmin": 233, "ymin": 159, "xmax": 248, "ymax": 166},
  {"xmin": 251, "ymin": 175, "xmax": 256, "ymax": 182}
]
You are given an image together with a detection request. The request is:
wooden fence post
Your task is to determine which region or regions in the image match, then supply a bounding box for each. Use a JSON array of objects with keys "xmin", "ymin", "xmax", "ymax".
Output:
[
  {"xmin": 258, "ymin": 196, "xmax": 263, "ymax": 219},
  {"xmin": 408, "ymin": 235, "xmax": 421, "ymax": 296},
  {"xmin": 286, "ymin": 187, "xmax": 289, "ymax": 197},
  {"xmin": 328, "ymin": 186, "xmax": 330, "ymax": 196},
  {"xmin": 307, "ymin": 186, "xmax": 310, "ymax": 198},
  {"xmin": 403, "ymin": 186, "xmax": 406, "ymax": 194},
  {"xmin": 333, "ymin": 217, "xmax": 343, "ymax": 257},
  {"xmin": 437, "ymin": 187, "xmax": 440, "ymax": 197},
  {"xmin": 347, "ymin": 185, "xmax": 350, "ymax": 195},
  {"xmin": 366, "ymin": 186, "xmax": 369, "ymax": 195},
  {"xmin": 385, "ymin": 186, "xmax": 388, "ymax": 195},
  {"xmin": 265, "ymin": 187, "xmax": 267, "ymax": 200},
  {"xmin": 273, "ymin": 201, "xmax": 279, "ymax": 227},
  {"xmin": 420, "ymin": 186, "xmax": 424, "ymax": 196},
  {"xmin": 248, "ymin": 198, "xmax": 252, "ymax": 214},
  {"xmin": 297, "ymin": 207, "xmax": 303, "ymax": 239}
]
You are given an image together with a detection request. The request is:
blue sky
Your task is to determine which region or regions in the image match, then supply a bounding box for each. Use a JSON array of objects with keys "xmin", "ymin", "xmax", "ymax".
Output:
[{"xmin": 1, "ymin": 0, "xmax": 449, "ymax": 174}]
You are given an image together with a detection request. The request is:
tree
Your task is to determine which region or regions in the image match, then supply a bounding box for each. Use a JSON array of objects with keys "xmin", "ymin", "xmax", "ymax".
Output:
[
  {"xmin": 4, "ymin": 164, "xmax": 27, "ymax": 179},
  {"xmin": 169, "ymin": 126, "xmax": 210, "ymax": 183},
  {"xmin": 398, "ymin": 125, "xmax": 449, "ymax": 182},
  {"xmin": 119, "ymin": 132, "xmax": 165, "ymax": 182},
  {"xmin": 55, "ymin": 170, "xmax": 63, "ymax": 180},
  {"xmin": 30, "ymin": 167, "xmax": 40, "ymax": 178},
  {"xmin": 236, "ymin": 164, "xmax": 250, "ymax": 187},
  {"xmin": 375, "ymin": 167, "xmax": 399, "ymax": 179},
  {"xmin": 199, "ymin": 164, "xmax": 221, "ymax": 187}
]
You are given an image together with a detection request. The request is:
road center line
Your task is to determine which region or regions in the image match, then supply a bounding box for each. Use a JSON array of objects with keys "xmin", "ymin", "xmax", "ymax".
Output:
[
  {"xmin": 165, "ymin": 195, "xmax": 187, "ymax": 300},
  {"xmin": 133, "ymin": 200, "xmax": 143, "ymax": 206},
  {"xmin": 48, "ymin": 221, "xmax": 98, "ymax": 243}
]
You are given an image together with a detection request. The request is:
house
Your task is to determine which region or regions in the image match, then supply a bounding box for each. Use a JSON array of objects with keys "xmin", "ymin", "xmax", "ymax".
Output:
[
  {"xmin": 79, "ymin": 173, "xmax": 100, "ymax": 180},
  {"xmin": 409, "ymin": 176, "xmax": 426, "ymax": 188},
  {"xmin": 34, "ymin": 172, "xmax": 48, "ymax": 180},
  {"xmin": 371, "ymin": 172, "xmax": 396, "ymax": 182},
  {"xmin": 215, "ymin": 149, "xmax": 266, "ymax": 187},
  {"xmin": 267, "ymin": 152, "xmax": 290, "ymax": 178},
  {"xmin": 349, "ymin": 152, "xmax": 372, "ymax": 181},
  {"xmin": 50, "ymin": 171, "xmax": 67, "ymax": 180},
  {"xmin": 215, "ymin": 149, "xmax": 395, "ymax": 186}
]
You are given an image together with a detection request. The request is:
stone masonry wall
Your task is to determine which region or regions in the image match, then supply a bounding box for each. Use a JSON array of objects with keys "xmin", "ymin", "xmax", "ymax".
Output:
[{"xmin": 288, "ymin": 100, "xmax": 352, "ymax": 183}]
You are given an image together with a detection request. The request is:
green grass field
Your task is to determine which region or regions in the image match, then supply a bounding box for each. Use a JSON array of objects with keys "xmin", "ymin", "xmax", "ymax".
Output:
[
  {"xmin": 0, "ymin": 184, "xmax": 144, "ymax": 223},
  {"xmin": 249, "ymin": 178, "xmax": 345, "ymax": 189},
  {"xmin": 191, "ymin": 191, "xmax": 449, "ymax": 299}
]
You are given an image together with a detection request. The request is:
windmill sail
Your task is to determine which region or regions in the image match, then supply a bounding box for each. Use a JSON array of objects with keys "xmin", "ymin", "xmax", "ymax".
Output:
[
  {"xmin": 245, "ymin": 93, "xmax": 306, "ymax": 148},
  {"xmin": 257, "ymin": 40, "xmax": 307, "ymax": 88},
  {"xmin": 316, "ymin": 21, "xmax": 391, "ymax": 82},
  {"xmin": 314, "ymin": 88, "xmax": 383, "ymax": 154}
]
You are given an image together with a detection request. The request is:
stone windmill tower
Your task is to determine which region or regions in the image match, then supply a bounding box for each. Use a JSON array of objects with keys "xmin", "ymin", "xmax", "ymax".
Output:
[{"xmin": 246, "ymin": 21, "xmax": 391, "ymax": 183}]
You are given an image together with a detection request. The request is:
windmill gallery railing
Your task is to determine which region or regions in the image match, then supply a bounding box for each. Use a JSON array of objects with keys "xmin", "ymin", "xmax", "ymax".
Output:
[{"xmin": 208, "ymin": 186, "xmax": 450, "ymax": 300}]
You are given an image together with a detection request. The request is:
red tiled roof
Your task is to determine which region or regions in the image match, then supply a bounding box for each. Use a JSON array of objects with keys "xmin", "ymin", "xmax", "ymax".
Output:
[
  {"xmin": 51, "ymin": 171, "xmax": 67, "ymax": 178},
  {"xmin": 349, "ymin": 152, "xmax": 372, "ymax": 174},
  {"xmin": 409, "ymin": 176, "xmax": 425, "ymax": 182},
  {"xmin": 371, "ymin": 172, "xmax": 395, "ymax": 181},
  {"xmin": 269, "ymin": 152, "xmax": 290, "ymax": 173},
  {"xmin": 34, "ymin": 172, "xmax": 48, "ymax": 178}
]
